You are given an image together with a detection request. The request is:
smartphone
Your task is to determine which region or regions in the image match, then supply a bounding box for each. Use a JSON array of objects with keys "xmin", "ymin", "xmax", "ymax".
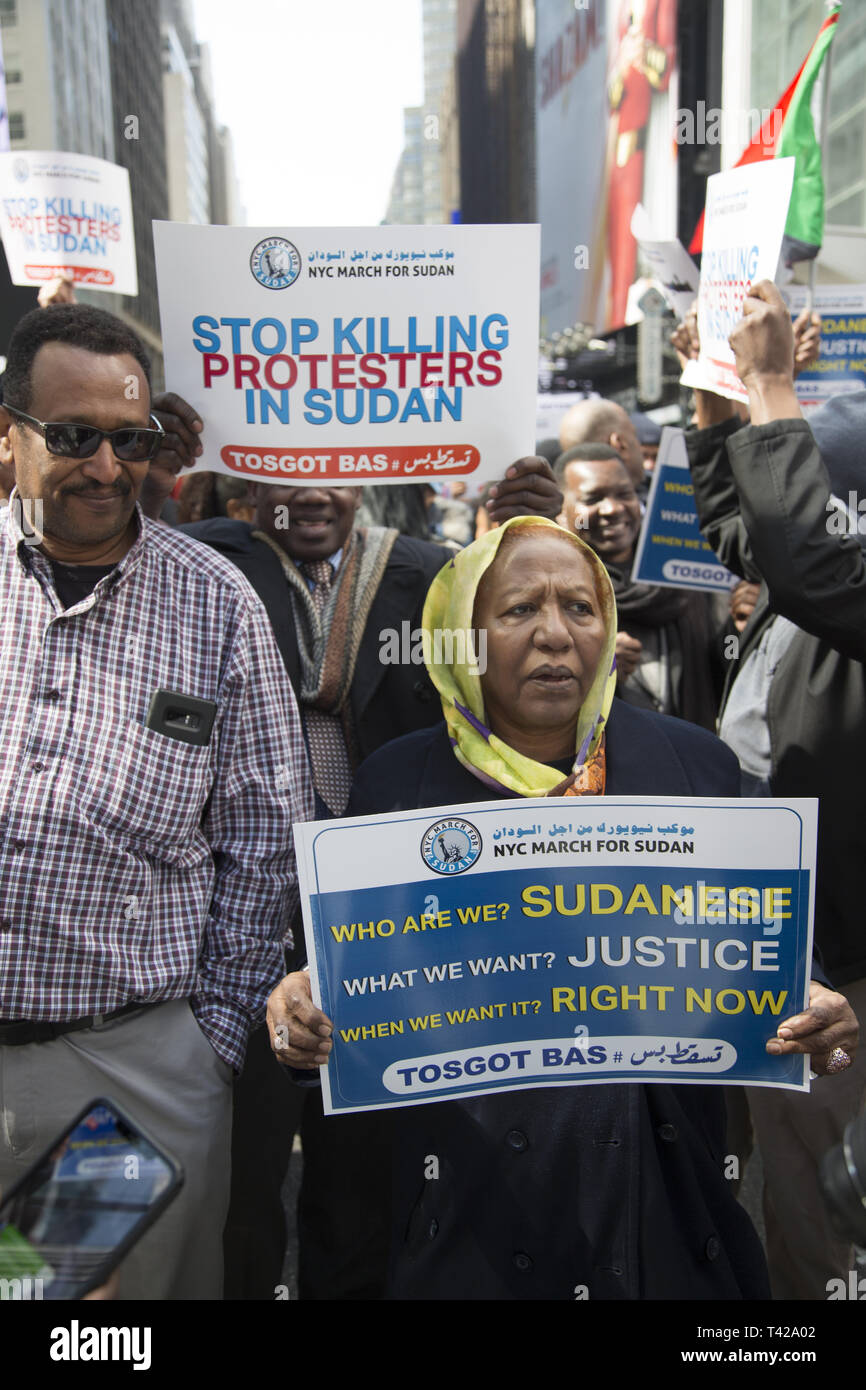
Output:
[
  {"xmin": 0, "ymin": 1097, "xmax": 184, "ymax": 1300},
  {"xmin": 145, "ymin": 689, "xmax": 217, "ymax": 746}
]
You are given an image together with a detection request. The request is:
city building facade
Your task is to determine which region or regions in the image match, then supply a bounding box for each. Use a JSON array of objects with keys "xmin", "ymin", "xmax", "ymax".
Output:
[{"xmin": 384, "ymin": 105, "xmax": 425, "ymax": 224}]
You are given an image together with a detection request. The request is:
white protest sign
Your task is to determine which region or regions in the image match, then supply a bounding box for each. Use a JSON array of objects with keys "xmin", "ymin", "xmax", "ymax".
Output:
[
  {"xmin": 0, "ymin": 151, "xmax": 137, "ymax": 295},
  {"xmin": 154, "ymin": 223, "xmax": 540, "ymax": 488},
  {"xmin": 681, "ymin": 158, "xmax": 794, "ymax": 402},
  {"xmin": 631, "ymin": 204, "xmax": 700, "ymax": 321}
]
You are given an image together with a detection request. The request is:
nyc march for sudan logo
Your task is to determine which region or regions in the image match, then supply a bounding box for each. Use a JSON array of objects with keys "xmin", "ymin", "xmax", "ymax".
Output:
[
  {"xmin": 250, "ymin": 236, "xmax": 302, "ymax": 290},
  {"xmin": 421, "ymin": 818, "xmax": 482, "ymax": 875}
]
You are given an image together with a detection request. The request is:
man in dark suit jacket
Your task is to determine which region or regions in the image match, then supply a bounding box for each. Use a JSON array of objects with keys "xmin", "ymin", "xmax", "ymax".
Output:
[{"xmin": 181, "ymin": 491, "xmax": 448, "ymax": 766}]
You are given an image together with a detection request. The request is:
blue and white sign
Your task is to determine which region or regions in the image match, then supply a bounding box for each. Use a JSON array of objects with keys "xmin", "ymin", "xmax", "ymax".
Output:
[
  {"xmin": 0, "ymin": 150, "xmax": 137, "ymax": 294},
  {"xmin": 782, "ymin": 284, "xmax": 866, "ymax": 408},
  {"xmin": 154, "ymin": 221, "xmax": 539, "ymax": 489},
  {"xmin": 630, "ymin": 426, "xmax": 738, "ymax": 593},
  {"xmin": 295, "ymin": 795, "xmax": 818, "ymax": 1113}
]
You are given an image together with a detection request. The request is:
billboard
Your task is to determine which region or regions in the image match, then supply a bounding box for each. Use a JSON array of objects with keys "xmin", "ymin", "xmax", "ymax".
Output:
[{"xmin": 537, "ymin": 0, "xmax": 679, "ymax": 338}]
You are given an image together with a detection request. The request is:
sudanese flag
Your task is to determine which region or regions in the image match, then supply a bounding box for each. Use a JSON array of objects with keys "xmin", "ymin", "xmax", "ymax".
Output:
[{"xmin": 690, "ymin": 3, "xmax": 842, "ymax": 264}]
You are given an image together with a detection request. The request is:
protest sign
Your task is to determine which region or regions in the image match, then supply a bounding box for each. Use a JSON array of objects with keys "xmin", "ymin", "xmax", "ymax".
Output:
[
  {"xmin": 630, "ymin": 426, "xmax": 738, "ymax": 592},
  {"xmin": 153, "ymin": 222, "xmax": 539, "ymax": 488},
  {"xmin": 0, "ymin": 151, "xmax": 137, "ymax": 294},
  {"xmin": 631, "ymin": 204, "xmax": 700, "ymax": 321},
  {"xmin": 781, "ymin": 283, "xmax": 866, "ymax": 408},
  {"xmin": 295, "ymin": 794, "xmax": 817, "ymax": 1114},
  {"xmin": 681, "ymin": 158, "xmax": 794, "ymax": 402}
]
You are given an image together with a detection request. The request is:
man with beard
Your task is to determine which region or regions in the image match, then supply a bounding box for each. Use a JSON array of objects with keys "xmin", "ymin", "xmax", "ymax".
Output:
[{"xmin": 0, "ymin": 305, "xmax": 311, "ymax": 1298}]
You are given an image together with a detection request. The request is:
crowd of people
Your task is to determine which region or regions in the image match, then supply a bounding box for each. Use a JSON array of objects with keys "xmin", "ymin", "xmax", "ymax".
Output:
[{"xmin": 0, "ymin": 277, "xmax": 861, "ymax": 1302}]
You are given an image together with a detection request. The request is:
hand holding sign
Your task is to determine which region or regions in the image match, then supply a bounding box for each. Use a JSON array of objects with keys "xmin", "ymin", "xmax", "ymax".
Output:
[
  {"xmin": 486, "ymin": 456, "xmax": 563, "ymax": 525},
  {"xmin": 670, "ymin": 301, "xmax": 699, "ymax": 369},
  {"xmin": 139, "ymin": 392, "xmax": 204, "ymax": 520},
  {"xmin": 672, "ymin": 305, "xmax": 737, "ymax": 429},
  {"xmin": 729, "ymin": 280, "xmax": 795, "ymax": 388},
  {"xmin": 728, "ymin": 280, "xmax": 801, "ymax": 425},
  {"xmin": 766, "ymin": 981, "xmax": 857, "ymax": 1076},
  {"xmin": 792, "ymin": 308, "xmax": 822, "ymax": 378},
  {"xmin": 268, "ymin": 970, "xmax": 333, "ymax": 1070},
  {"xmin": 37, "ymin": 276, "xmax": 76, "ymax": 307}
]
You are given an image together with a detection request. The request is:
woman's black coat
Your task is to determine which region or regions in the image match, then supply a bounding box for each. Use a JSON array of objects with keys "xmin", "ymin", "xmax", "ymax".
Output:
[{"xmin": 346, "ymin": 700, "xmax": 771, "ymax": 1301}]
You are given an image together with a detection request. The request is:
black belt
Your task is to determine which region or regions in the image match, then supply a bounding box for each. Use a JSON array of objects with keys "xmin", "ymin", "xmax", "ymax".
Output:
[{"xmin": 0, "ymin": 1000, "xmax": 160, "ymax": 1046}]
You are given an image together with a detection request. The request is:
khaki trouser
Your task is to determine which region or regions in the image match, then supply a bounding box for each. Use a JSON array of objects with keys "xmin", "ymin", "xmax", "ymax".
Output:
[{"xmin": 0, "ymin": 999, "xmax": 233, "ymax": 1300}]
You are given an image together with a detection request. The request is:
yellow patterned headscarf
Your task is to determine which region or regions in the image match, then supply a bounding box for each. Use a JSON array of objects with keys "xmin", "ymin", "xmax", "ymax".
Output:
[{"xmin": 422, "ymin": 515, "xmax": 618, "ymax": 798}]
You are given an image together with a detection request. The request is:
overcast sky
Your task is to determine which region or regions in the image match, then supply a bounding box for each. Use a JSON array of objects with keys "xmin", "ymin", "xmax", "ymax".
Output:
[{"xmin": 190, "ymin": 0, "xmax": 423, "ymax": 227}]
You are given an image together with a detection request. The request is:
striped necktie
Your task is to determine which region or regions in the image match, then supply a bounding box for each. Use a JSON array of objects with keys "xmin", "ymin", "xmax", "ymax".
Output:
[{"xmin": 301, "ymin": 559, "xmax": 353, "ymax": 815}]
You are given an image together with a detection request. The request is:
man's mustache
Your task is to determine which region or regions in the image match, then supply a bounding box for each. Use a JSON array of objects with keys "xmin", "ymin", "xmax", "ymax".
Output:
[{"xmin": 63, "ymin": 481, "xmax": 132, "ymax": 497}]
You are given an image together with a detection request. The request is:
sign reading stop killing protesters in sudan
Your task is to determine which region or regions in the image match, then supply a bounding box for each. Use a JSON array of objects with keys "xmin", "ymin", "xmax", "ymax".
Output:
[
  {"xmin": 153, "ymin": 222, "xmax": 539, "ymax": 489},
  {"xmin": 0, "ymin": 150, "xmax": 137, "ymax": 295},
  {"xmin": 294, "ymin": 795, "xmax": 818, "ymax": 1114}
]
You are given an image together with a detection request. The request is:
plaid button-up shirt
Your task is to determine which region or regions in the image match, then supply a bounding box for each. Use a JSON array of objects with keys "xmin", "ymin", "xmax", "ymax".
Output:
[{"xmin": 0, "ymin": 502, "xmax": 313, "ymax": 1071}]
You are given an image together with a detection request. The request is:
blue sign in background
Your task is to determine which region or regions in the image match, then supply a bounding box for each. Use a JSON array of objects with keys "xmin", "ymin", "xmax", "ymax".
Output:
[
  {"xmin": 791, "ymin": 297, "xmax": 866, "ymax": 405},
  {"xmin": 631, "ymin": 449, "xmax": 737, "ymax": 593},
  {"xmin": 307, "ymin": 862, "xmax": 812, "ymax": 1110}
]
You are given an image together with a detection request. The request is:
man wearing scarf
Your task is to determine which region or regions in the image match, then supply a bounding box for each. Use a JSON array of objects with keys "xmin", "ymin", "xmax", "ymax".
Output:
[{"xmin": 556, "ymin": 442, "xmax": 723, "ymax": 730}]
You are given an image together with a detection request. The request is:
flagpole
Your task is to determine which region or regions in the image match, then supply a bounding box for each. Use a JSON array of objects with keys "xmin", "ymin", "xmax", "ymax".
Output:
[{"xmin": 807, "ymin": 1, "xmax": 838, "ymax": 309}]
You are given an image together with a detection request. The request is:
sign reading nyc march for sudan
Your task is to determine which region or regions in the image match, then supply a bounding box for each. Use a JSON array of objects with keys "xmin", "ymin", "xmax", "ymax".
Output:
[
  {"xmin": 153, "ymin": 222, "xmax": 539, "ymax": 488},
  {"xmin": 295, "ymin": 796, "xmax": 817, "ymax": 1114},
  {"xmin": 0, "ymin": 151, "xmax": 137, "ymax": 295}
]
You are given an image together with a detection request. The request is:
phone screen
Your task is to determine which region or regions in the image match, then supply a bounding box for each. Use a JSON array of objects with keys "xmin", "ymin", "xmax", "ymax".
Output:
[{"xmin": 0, "ymin": 1101, "xmax": 180, "ymax": 1299}]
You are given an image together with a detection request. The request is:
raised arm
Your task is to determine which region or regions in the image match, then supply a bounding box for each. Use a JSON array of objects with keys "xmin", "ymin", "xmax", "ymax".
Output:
[{"xmin": 723, "ymin": 281, "xmax": 866, "ymax": 662}]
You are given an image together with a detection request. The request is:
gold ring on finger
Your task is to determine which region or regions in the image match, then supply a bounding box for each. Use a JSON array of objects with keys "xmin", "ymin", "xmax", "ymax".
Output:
[{"xmin": 826, "ymin": 1047, "xmax": 852, "ymax": 1073}]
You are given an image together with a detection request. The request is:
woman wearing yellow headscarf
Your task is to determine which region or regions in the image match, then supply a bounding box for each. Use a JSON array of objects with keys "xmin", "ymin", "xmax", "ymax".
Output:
[
  {"xmin": 271, "ymin": 516, "xmax": 856, "ymax": 1300},
  {"xmin": 421, "ymin": 514, "xmax": 616, "ymax": 799}
]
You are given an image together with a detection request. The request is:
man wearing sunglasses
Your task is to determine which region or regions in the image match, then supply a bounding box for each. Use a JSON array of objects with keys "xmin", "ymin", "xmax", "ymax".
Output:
[{"xmin": 0, "ymin": 303, "xmax": 313, "ymax": 1299}]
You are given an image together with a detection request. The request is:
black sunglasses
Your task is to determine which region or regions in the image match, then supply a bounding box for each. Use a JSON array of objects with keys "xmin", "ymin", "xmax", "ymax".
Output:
[{"xmin": 4, "ymin": 405, "xmax": 165, "ymax": 462}]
